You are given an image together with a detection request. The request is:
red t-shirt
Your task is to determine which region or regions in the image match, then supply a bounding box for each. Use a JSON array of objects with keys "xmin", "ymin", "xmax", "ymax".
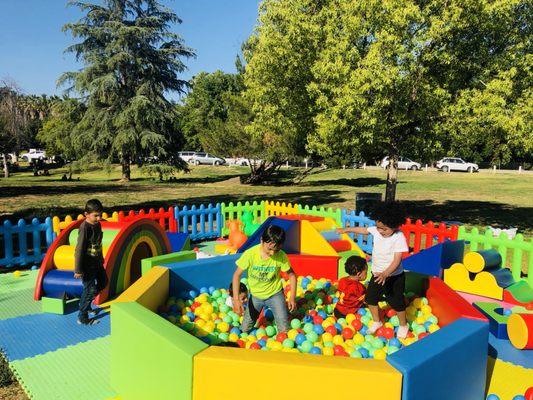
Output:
[{"xmin": 335, "ymin": 277, "xmax": 366, "ymax": 316}]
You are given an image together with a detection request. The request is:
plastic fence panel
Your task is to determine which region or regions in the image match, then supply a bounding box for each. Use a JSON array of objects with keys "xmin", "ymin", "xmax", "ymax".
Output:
[
  {"xmin": 341, "ymin": 209, "xmax": 376, "ymax": 253},
  {"xmin": 175, "ymin": 203, "xmax": 222, "ymax": 241}
]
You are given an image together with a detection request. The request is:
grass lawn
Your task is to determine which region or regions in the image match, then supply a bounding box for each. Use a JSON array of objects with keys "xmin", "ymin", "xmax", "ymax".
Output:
[{"xmin": 1, "ymin": 164, "xmax": 532, "ymax": 236}]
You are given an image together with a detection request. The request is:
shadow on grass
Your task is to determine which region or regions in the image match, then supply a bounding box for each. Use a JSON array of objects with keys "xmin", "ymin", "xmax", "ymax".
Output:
[
  {"xmin": 302, "ymin": 177, "xmax": 386, "ymax": 187},
  {"xmin": 403, "ymin": 200, "xmax": 533, "ymax": 233}
]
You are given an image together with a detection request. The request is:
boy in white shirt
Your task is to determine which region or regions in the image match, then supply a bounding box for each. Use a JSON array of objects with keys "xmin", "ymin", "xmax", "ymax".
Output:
[{"xmin": 337, "ymin": 202, "xmax": 409, "ymax": 338}]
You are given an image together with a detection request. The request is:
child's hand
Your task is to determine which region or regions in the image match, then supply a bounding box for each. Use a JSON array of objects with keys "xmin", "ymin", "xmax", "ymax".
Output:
[
  {"xmin": 74, "ymin": 273, "xmax": 82, "ymax": 279},
  {"xmin": 336, "ymin": 228, "xmax": 347, "ymax": 234},
  {"xmin": 233, "ymin": 299, "xmax": 244, "ymax": 315},
  {"xmin": 374, "ymin": 272, "xmax": 389, "ymax": 285},
  {"xmin": 287, "ymin": 298, "xmax": 296, "ymax": 312}
]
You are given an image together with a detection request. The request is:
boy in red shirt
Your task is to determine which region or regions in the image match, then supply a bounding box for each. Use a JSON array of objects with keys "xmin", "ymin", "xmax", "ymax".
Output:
[{"xmin": 334, "ymin": 256, "xmax": 368, "ymax": 319}]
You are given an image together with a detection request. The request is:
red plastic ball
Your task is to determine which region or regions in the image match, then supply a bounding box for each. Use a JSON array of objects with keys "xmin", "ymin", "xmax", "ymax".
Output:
[
  {"xmin": 418, "ymin": 332, "xmax": 429, "ymax": 340},
  {"xmin": 375, "ymin": 327, "xmax": 386, "ymax": 337},
  {"xmin": 313, "ymin": 316, "xmax": 324, "ymax": 325},
  {"xmin": 190, "ymin": 302, "xmax": 201, "ymax": 311},
  {"xmin": 351, "ymin": 319, "xmax": 363, "ymax": 331},
  {"xmin": 354, "ymin": 314, "xmax": 362, "ymax": 321},
  {"xmin": 309, "ymin": 310, "xmax": 318, "ymax": 317},
  {"xmin": 276, "ymin": 332, "xmax": 288, "ymax": 342},
  {"xmin": 333, "ymin": 345, "xmax": 345, "ymax": 355},
  {"xmin": 250, "ymin": 343, "xmax": 261, "ymax": 350},
  {"xmin": 525, "ymin": 386, "xmax": 533, "ymax": 400},
  {"xmin": 386, "ymin": 309, "xmax": 397, "ymax": 318},
  {"xmin": 193, "ymin": 247, "xmax": 199, "ymax": 252},
  {"xmin": 326, "ymin": 325, "xmax": 338, "ymax": 336},
  {"xmin": 236, "ymin": 340, "xmax": 245, "ymax": 348},
  {"xmin": 342, "ymin": 328, "xmax": 354, "ymax": 340},
  {"xmin": 383, "ymin": 328, "xmax": 395, "ymax": 339},
  {"xmin": 407, "ymin": 331, "xmax": 415, "ymax": 338}
]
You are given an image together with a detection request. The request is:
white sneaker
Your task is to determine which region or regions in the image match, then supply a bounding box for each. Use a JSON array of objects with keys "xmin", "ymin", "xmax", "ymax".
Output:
[
  {"xmin": 366, "ymin": 321, "xmax": 383, "ymax": 335},
  {"xmin": 397, "ymin": 325, "xmax": 409, "ymax": 339}
]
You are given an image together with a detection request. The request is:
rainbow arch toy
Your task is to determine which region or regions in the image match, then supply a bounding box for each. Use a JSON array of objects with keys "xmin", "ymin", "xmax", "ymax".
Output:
[{"xmin": 34, "ymin": 218, "xmax": 171, "ymax": 306}]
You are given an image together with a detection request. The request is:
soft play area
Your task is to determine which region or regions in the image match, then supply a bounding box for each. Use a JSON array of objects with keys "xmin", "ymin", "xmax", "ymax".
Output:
[{"xmin": 0, "ymin": 200, "xmax": 532, "ymax": 400}]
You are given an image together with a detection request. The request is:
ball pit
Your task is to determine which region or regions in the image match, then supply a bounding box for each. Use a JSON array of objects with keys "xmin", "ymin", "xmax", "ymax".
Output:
[{"xmin": 159, "ymin": 275, "xmax": 442, "ymax": 359}]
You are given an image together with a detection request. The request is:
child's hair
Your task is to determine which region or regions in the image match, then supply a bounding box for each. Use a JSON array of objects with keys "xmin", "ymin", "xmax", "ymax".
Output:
[
  {"xmin": 372, "ymin": 201, "xmax": 406, "ymax": 229},
  {"xmin": 261, "ymin": 225, "xmax": 285, "ymax": 246},
  {"xmin": 228, "ymin": 282, "xmax": 248, "ymax": 296},
  {"xmin": 345, "ymin": 256, "xmax": 368, "ymax": 276},
  {"xmin": 85, "ymin": 199, "xmax": 104, "ymax": 213}
]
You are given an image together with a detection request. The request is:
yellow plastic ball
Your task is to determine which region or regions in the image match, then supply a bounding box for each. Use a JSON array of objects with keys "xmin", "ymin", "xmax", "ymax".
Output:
[
  {"xmin": 415, "ymin": 316, "xmax": 426, "ymax": 324},
  {"xmin": 353, "ymin": 333, "xmax": 365, "ymax": 345},
  {"xmin": 428, "ymin": 324, "xmax": 440, "ymax": 333},
  {"xmin": 333, "ymin": 335, "xmax": 344, "ymax": 345},
  {"xmin": 195, "ymin": 319, "xmax": 206, "ymax": 328},
  {"xmin": 323, "ymin": 347, "xmax": 334, "ymax": 356},
  {"xmin": 288, "ymin": 329, "xmax": 299, "ymax": 340},
  {"xmin": 412, "ymin": 298, "xmax": 423, "ymax": 308},
  {"xmin": 228, "ymin": 333, "xmax": 239, "ymax": 342},
  {"xmin": 197, "ymin": 294, "xmax": 209, "ymax": 304},
  {"xmin": 13, "ymin": 270, "xmax": 21, "ymax": 278},
  {"xmin": 384, "ymin": 322, "xmax": 394, "ymax": 329},
  {"xmin": 179, "ymin": 315, "xmax": 190, "ymax": 324},
  {"xmin": 345, "ymin": 313, "xmax": 356, "ymax": 324},
  {"xmin": 322, "ymin": 332, "xmax": 333, "ymax": 342},
  {"xmin": 373, "ymin": 349, "xmax": 387, "ymax": 360},
  {"xmin": 421, "ymin": 305, "xmax": 432, "ymax": 315},
  {"xmin": 217, "ymin": 322, "xmax": 230, "ymax": 333}
]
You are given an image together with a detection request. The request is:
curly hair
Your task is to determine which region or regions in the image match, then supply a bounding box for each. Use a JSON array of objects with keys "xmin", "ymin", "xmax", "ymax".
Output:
[{"xmin": 372, "ymin": 201, "xmax": 406, "ymax": 229}]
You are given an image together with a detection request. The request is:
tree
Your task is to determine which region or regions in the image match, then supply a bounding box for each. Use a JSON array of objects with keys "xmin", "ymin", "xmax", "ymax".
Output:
[
  {"xmin": 0, "ymin": 81, "xmax": 31, "ymax": 178},
  {"xmin": 60, "ymin": 0, "xmax": 195, "ymax": 180}
]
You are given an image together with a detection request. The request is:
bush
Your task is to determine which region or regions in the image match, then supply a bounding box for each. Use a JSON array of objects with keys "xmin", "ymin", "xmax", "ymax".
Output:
[{"xmin": 0, "ymin": 350, "xmax": 14, "ymax": 387}]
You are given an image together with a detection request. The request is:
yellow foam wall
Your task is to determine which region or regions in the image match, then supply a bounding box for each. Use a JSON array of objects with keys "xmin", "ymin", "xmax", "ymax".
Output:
[
  {"xmin": 444, "ymin": 263, "xmax": 503, "ymax": 300},
  {"xmin": 299, "ymin": 220, "xmax": 337, "ymax": 256},
  {"xmin": 53, "ymin": 245, "xmax": 108, "ymax": 270},
  {"xmin": 193, "ymin": 347, "xmax": 402, "ymax": 400},
  {"xmin": 486, "ymin": 357, "xmax": 532, "ymax": 399},
  {"xmin": 105, "ymin": 266, "xmax": 169, "ymax": 312}
]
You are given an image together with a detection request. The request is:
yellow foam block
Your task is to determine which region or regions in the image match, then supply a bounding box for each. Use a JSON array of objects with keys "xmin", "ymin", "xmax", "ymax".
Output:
[
  {"xmin": 507, "ymin": 314, "xmax": 531, "ymax": 350},
  {"xmin": 444, "ymin": 263, "xmax": 503, "ymax": 300},
  {"xmin": 193, "ymin": 347, "xmax": 402, "ymax": 400},
  {"xmin": 486, "ymin": 357, "xmax": 532, "ymax": 399},
  {"xmin": 53, "ymin": 245, "xmax": 108, "ymax": 270},
  {"xmin": 339, "ymin": 233, "xmax": 366, "ymax": 253},
  {"xmin": 101, "ymin": 266, "xmax": 168, "ymax": 312},
  {"xmin": 310, "ymin": 217, "xmax": 337, "ymax": 232},
  {"xmin": 463, "ymin": 251, "xmax": 486, "ymax": 273},
  {"xmin": 214, "ymin": 244, "xmax": 236, "ymax": 254},
  {"xmin": 300, "ymin": 220, "xmax": 338, "ymax": 256}
]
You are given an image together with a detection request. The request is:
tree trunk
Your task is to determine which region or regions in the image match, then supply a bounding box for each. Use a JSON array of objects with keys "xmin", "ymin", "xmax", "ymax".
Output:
[
  {"xmin": 241, "ymin": 161, "xmax": 281, "ymax": 184},
  {"xmin": 2, "ymin": 153, "xmax": 9, "ymax": 178},
  {"xmin": 121, "ymin": 155, "xmax": 131, "ymax": 181},
  {"xmin": 385, "ymin": 154, "xmax": 398, "ymax": 202}
]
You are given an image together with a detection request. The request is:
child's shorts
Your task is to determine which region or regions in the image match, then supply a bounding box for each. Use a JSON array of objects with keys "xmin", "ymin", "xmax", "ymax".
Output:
[{"xmin": 365, "ymin": 272, "xmax": 406, "ymax": 311}]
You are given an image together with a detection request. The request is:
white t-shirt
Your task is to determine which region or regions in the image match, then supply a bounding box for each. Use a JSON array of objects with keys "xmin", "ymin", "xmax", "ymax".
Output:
[{"xmin": 367, "ymin": 226, "xmax": 408, "ymax": 275}]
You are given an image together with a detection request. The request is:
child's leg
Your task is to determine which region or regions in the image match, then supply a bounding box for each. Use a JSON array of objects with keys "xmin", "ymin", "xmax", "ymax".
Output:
[
  {"xmin": 95, "ymin": 266, "xmax": 108, "ymax": 293},
  {"xmin": 365, "ymin": 275, "xmax": 384, "ymax": 333},
  {"xmin": 78, "ymin": 275, "xmax": 97, "ymax": 323},
  {"xmin": 384, "ymin": 273, "xmax": 408, "ymax": 338},
  {"xmin": 265, "ymin": 291, "xmax": 290, "ymax": 333},
  {"xmin": 240, "ymin": 296, "xmax": 262, "ymax": 333}
]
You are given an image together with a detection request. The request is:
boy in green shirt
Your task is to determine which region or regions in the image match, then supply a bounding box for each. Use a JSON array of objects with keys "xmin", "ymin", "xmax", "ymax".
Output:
[{"xmin": 232, "ymin": 225, "xmax": 297, "ymax": 333}]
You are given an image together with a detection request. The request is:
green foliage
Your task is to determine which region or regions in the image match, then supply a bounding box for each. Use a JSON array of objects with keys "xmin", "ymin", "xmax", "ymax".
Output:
[
  {"xmin": 0, "ymin": 351, "xmax": 13, "ymax": 387},
  {"xmin": 60, "ymin": 0, "xmax": 195, "ymax": 180},
  {"xmin": 140, "ymin": 163, "xmax": 181, "ymax": 181}
]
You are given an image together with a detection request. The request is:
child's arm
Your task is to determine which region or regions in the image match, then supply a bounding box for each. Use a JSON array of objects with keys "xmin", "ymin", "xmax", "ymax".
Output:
[
  {"xmin": 286, "ymin": 268, "xmax": 297, "ymax": 312},
  {"xmin": 232, "ymin": 267, "xmax": 245, "ymax": 315},
  {"xmin": 74, "ymin": 224, "xmax": 87, "ymax": 279},
  {"xmin": 336, "ymin": 227, "xmax": 369, "ymax": 235},
  {"xmin": 374, "ymin": 252, "xmax": 403, "ymax": 285}
]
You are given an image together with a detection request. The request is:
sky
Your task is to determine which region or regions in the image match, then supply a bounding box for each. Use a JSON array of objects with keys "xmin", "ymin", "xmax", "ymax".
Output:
[{"xmin": 0, "ymin": 0, "xmax": 260, "ymax": 99}]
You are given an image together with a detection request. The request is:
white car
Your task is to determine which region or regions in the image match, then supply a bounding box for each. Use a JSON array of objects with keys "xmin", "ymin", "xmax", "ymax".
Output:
[
  {"xmin": 234, "ymin": 157, "xmax": 262, "ymax": 166},
  {"xmin": 21, "ymin": 149, "xmax": 46, "ymax": 162},
  {"xmin": 380, "ymin": 156, "xmax": 421, "ymax": 170},
  {"xmin": 177, "ymin": 151, "xmax": 196, "ymax": 163},
  {"xmin": 190, "ymin": 152, "xmax": 226, "ymax": 166},
  {"xmin": 436, "ymin": 157, "xmax": 479, "ymax": 172}
]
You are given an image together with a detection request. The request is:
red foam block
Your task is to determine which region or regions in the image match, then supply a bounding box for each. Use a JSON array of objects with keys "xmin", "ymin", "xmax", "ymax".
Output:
[
  {"xmin": 287, "ymin": 254, "xmax": 340, "ymax": 281},
  {"xmin": 426, "ymin": 277, "xmax": 488, "ymax": 327}
]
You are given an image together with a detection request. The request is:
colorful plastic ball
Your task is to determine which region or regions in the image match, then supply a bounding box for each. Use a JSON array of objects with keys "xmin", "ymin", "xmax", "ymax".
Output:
[
  {"xmin": 342, "ymin": 328, "xmax": 354, "ymax": 340},
  {"xmin": 303, "ymin": 323, "xmax": 314, "ymax": 333},
  {"xmin": 373, "ymin": 349, "xmax": 387, "ymax": 360},
  {"xmin": 386, "ymin": 309, "xmax": 397, "ymax": 318},
  {"xmin": 503, "ymin": 309, "xmax": 513, "ymax": 316},
  {"xmin": 276, "ymin": 332, "xmax": 288, "ymax": 342},
  {"xmin": 250, "ymin": 342, "xmax": 261, "ymax": 350},
  {"xmin": 31, "ymin": 265, "xmax": 38, "ymax": 270},
  {"xmin": 200, "ymin": 287, "xmax": 209, "ymax": 294},
  {"xmin": 359, "ymin": 348, "xmax": 369, "ymax": 358},
  {"xmin": 188, "ymin": 290, "xmax": 198, "ymax": 299},
  {"xmin": 313, "ymin": 324, "xmax": 325, "ymax": 335},
  {"xmin": 322, "ymin": 332, "xmax": 333, "ymax": 342},
  {"xmin": 306, "ymin": 332, "xmax": 319, "ymax": 343},
  {"xmin": 282, "ymin": 339, "xmax": 295, "ymax": 348},
  {"xmin": 310, "ymin": 346, "xmax": 322, "ymax": 355},
  {"xmin": 265, "ymin": 326, "xmax": 276, "ymax": 337},
  {"xmin": 323, "ymin": 347, "xmax": 334, "ymax": 356},
  {"xmin": 318, "ymin": 310, "xmax": 328, "ymax": 319},
  {"xmin": 512, "ymin": 396, "xmax": 526, "ymax": 400},
  {"xmin": 325, "ymin": 325, "xmax": 337, "ymax": 336},
  {"xmin": 388, "ymin": 338, "xmax": 401, "ymax": 348},
  {"xmin": 257, "ymin": 339, "xmax": 267, "ymax": 347},
  {"xmin": 295, "ymin": 333, "xmax": 307, "ymax": 346},
  {"xmin": 301, "ymin": 341, "xmax": 313, "ymax": 353},
  {"xmin": 217, "ymin": 322, "xmax": 230, "ymax": 333},
  {"xmin": 485, "ymin": 396, "xmax": 500, "ymax": 400},
  {"xmin": 359, "ymin": 325, "xmax": 368, "ymax": 336},
  {"xmin": 350, "ymin": 350, "xmax": 362, "ymax": 358},
  {"xmin": 291, "ymin": 319, "xmax": 302, "ymax": 329},
  {"xmin": 357, "ymin": 308, "xmax": 366, "ymax": 315},
  {"xmin": 13, "ymin": 270, "xmax": 22, "ymax": 278},
  {"xmin": 525, "ymin": 387, "xmax": 533, "ymax": 400}
]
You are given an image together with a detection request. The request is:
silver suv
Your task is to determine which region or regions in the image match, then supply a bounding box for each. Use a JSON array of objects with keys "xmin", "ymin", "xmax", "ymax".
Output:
[
  {"xmin": 436, "ymin": 157, "xmax": 479, "ymax": 172},
  {"xmin": 178, "ymin": 151, "xmax": 196, "ymax": 163},
  {"xmin": 190, "ymin": 152, "xmax": 226, "ymax": 166}
]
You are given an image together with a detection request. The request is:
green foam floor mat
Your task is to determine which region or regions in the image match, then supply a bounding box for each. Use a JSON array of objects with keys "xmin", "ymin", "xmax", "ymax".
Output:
[
  {"xmin": 11, "ymin": 336, "xmax": 117, "ymax": 400},
  {"xmin": 0, "ymin": 270, "xmax": 39, "ymax": 294},
  {"xmin": 0, "ymin": 287, "xmax": 42, "ymax": 320}
]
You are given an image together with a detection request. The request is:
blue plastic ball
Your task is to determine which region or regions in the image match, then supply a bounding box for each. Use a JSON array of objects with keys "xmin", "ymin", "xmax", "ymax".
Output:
[
  {"xmin": 264, "ymin": 309, "xmax": 274, "ymax": 321},
  {"xmin": 323, "ymin": 282, "xmax": 331, "ymax": 290},
  {"xmin": 303, "ymin": 315, "xmax": 313, "ymax": 323},
  {"xmin": 332, "ymin": 298, "xmax": 339, "ymax": 304},
  {"xmin": 334, "ymin": 323, "xmax": 342, "ymax": 332},
  {"xmin": 188, "ymin": 290, "xmax": 198, "ymax": 299},
  {"xmin": 230, "ymin": 327, "xmax": 241, "ymax": 335},
  {"xmin": 511, "ymin": 396, "xmax": 525, "ymax": 400},
  {"xmin": 359, "ymin": 348, "xmax": 370, "ymax": 358},
  {"xmin": 199, "ymin": 287, "xmax": 209, "ymax": 294},
  {"xmin": 357, "ymin": 308, "xmax": 367, "ymax": 316},
  {"xmin": 310, "ymin": 346, "xmax": 322, "ymax": 355},
  {"xmin": 313, "ymin": 324, "xmax": 324, "ymax": 335},
  {"xmin": 388, "ymin": 338, "xmax": 402, "ymax": 348},
  {"xmin": 360, "ymin": 326, "xmax": 368, "ymax": 335},
  {"xmin": 318, "ymin": 310, "xmax": 328, "ymax": 319},
  {"xmin": 208, "ymin": 286, "xmax": 216, "ymax": 294},
  {"xmin": 257, "ymin": 339, "xmax": 267, "ymax": 347},
  {"xmin": 31, "ymin": 265, "xmax": 38, "ymax": 270},
  {"xmin": 186, "ymin": 312, "xmax": 195, "ymax": 320},
  {"xmin": 503, "ymin": 309, "xmax": 513, "ymax": 316},
  {"xmin": 486, "ymin": 395, "xmax": 500, "ymax": 400},
  {"xmin": 295, "ymin": 333, "xmax": 307, "ymax": 346}
]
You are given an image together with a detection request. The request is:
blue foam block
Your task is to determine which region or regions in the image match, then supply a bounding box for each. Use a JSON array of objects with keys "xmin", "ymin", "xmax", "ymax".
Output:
[
  {"xmin": 166, "ymin": 232, "xmax": 190, "ymax": 252},
  {"xmin": 320, "ymin": 230, "xmax": 341, "ymax": 241},
  {"xmin": 42, "ymin": 269, "xmax": 84, "ymax": 298},
  {"xmin": 402, "ymin": 240, "xmax": 465, "ymax": 277},
  {"xmin": 0, "ymin": 312, "xmax": 109, "ymax": 361},
  {"xmin": 472, "ymin": 302, "xmax": 509, "ymax": 339},
  {"xmin": 237, "ymin": 217, "xmax": 300, "ymax": 254},
  {"xmin": 387, "ymin": 318, "xmax": 488, "ymax": 400},
  {"xmin": 488, "ymin": 333, "xmax": 533, "ymax": 369},
  {"xmin": 167, "ymin": 254, "xmax": 240, "ymax": 297}
]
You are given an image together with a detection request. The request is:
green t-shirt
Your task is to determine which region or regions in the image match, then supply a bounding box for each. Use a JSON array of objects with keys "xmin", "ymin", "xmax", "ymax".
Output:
[{"xmin": 236, "ymin": 244, "xmax": 291, "ymax": 299}]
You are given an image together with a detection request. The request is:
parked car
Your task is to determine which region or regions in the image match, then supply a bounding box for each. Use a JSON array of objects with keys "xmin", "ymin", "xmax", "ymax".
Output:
[
  {"xmin": 190, "ymin": 152, "xmax": 226, "ymax": 165},
  {"xmin": 380, "ymin": 156, "xmax": 421, "ymax": 170},
  {"xmin": 234, "ymin": 157, "xmax": 262, "ymax": 166},
  {"xmin": 20, "ymin": 148, "xmax": 46, "ymax": 162},
  {"xmin": 436, "ymin": 157, "xmax": 479, "ymax": 172},
  {"xmin": 177, "ymin": 151, "xmax": 196, "ymax": 163}
]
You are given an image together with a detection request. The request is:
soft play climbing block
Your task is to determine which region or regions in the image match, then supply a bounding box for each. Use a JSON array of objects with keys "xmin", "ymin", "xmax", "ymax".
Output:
[
  {"xmin": 402, "ymin": 240, "xmax": 464, "ymax": 277},
  {"xmin": 444, "ymin": 262, "xmax": 504, "ymax": 300},
  {"xmin": 192, "ymin": 346, "xmax": 402, "ymax": 400},
  {"xmin": 387, "ymin": 318, "xmax": 489, "ymax": 400},
  {"xmin": 473, "ymin": 302, "xmax": 510, "ymax": 339}
]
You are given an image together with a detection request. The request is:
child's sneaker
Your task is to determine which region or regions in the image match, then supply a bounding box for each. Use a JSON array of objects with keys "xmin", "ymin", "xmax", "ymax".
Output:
[
  {"xmin": 89, "ymin": 308, "xmax": 102, "ymax": 317},
  {"xmin": 366, "ymin": 321, "xmax": 383, "ymax": 335},
  {"xmin": 77, "ymin": 318, "xmax": 100, "ymax": 326},
  {"xmin": 397, "ymin": 325, "xmax": 409, "ymax": 339}
]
